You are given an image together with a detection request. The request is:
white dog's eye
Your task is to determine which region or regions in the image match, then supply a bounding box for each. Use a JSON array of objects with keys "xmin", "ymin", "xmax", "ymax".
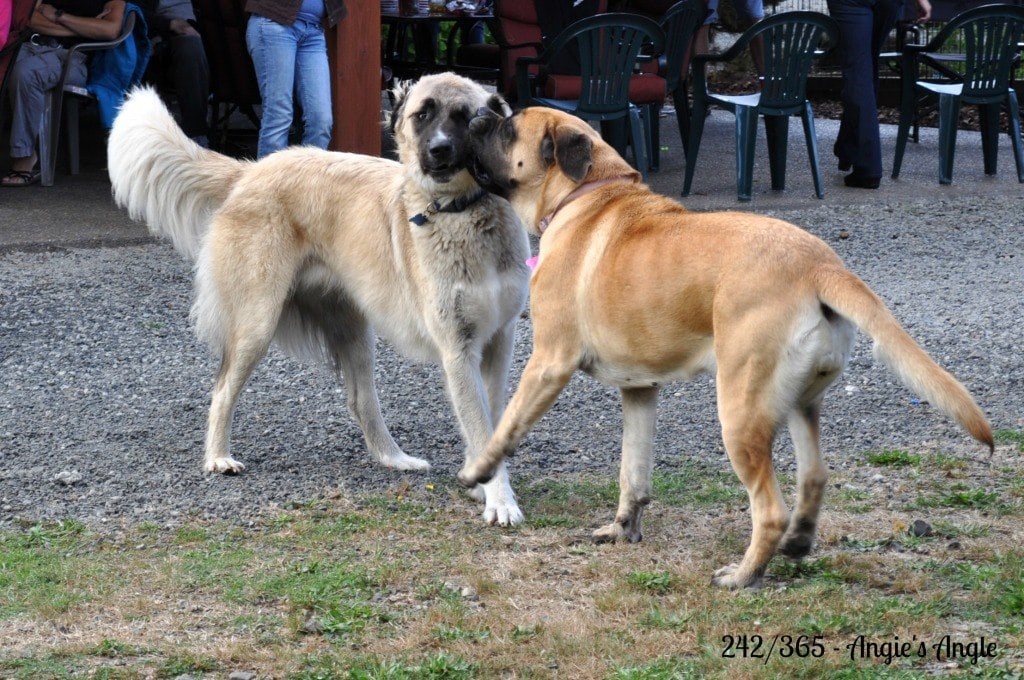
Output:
[{"xmin": 417, "ymin": 111, "xmax": 430, "ymax": 121}]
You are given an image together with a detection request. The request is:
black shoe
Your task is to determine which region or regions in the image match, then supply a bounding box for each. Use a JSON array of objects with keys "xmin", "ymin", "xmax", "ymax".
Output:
[
  {"xmin": 837, "ymin": 158, "xmax": 852, "ymax": 172},
  {"xmin": 843, "ymin": 172, "xmax": 880, "ymax": 189}
]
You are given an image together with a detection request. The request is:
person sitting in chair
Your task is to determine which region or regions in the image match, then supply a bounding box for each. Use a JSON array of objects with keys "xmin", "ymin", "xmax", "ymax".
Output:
[
  {"xmin": 141, "ymin": 0, "xmax": 210, "ymax": 148},
  {"xmin": 2, "ymin": 0, "xmax": 126, "ymax": 186}
]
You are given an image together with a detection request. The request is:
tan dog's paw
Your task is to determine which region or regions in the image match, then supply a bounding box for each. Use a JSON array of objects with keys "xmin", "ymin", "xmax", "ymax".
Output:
[
  {"xmin": 711, "ymin": 563, "xmax": 764, "ymax": 590},
  {"xmin": 457, "ymin": 461, "xmax": 494, "ymax": 488},
  {"xmin": 465, "ymin": 485, "xmax": 486, "ymax": 503},
  {"xmin": 204, "ymin": 456, "xmax": 245, "ymax": 474},
  {"xmin": 591, "ymin": 521, "xmax": 642, "ymax": 544},
  {"xmin": 377, "ymin": 451, "xmax": 431, "ymax": 472},
  {"xmin": 778, "ymin": 532, "xmax": 815, "ymax": 560}
]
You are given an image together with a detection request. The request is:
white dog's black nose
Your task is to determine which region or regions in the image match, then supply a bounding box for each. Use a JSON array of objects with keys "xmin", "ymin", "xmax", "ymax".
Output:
[{"xmin": 428, "ymin": 136, "xmax": 454, "ymax": 162}]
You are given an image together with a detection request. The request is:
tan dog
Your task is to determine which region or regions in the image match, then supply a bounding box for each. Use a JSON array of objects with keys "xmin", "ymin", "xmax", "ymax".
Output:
[
  {"xmin": 457, "ymin": 107, "xmax": 993, "ymax": 587},
  {"xmin": 107, "ymin": 75, "xmax": 531, "ymax": 525}
]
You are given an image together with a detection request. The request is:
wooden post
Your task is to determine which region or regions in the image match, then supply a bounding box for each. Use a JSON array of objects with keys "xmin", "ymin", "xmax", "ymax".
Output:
[{"xmin": 328, "ymin": 3, "xmax": 382, "ymax": 156}]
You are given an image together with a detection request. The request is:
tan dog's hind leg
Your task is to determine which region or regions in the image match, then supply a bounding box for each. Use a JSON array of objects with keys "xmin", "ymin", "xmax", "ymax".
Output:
[
  {"xmin": 593, "ymin": 386, "xmax": 659, "ymax": 544},
  {"xmin": 711, "ymin": 356, "xmax": 789, "ymax": 589},
  {"xmin": 778, "ymin": 402, "xmax": 827, "ymax": 559}
]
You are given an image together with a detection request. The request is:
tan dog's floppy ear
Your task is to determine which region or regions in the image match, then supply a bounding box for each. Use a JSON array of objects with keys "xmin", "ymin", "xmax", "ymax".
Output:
[{"xmin": 548, "ymin": 128, "xmax": 592, "ymax": 183}]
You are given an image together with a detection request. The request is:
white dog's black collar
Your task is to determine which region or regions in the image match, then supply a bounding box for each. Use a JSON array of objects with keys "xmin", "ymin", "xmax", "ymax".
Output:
[{"xmin": 410, "ymin": 188, "xmax": 487, "ymax": 226}]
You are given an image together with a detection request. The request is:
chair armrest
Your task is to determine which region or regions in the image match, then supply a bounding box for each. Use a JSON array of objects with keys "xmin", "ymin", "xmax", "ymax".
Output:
[
  {"xmin": 515, "ymin": 53, "xmax": 541, "ymax": 104},
  {"xmin": 57, "ymin": 13, "xmax": 136, "ymax": 92},
  {"xmin": 503, "ymin": 39, "xmax": 543, "ymax": 51}
]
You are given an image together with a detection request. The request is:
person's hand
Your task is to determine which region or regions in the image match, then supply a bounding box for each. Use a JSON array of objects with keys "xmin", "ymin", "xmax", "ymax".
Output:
[
  {"xmin": 915, "ymin": 0, "xmax": 931, "ymax": 21},
  {"xmin": 169, "ymin": 18, "xmax": 199, "ymax": 36},
  {"xmin": 37, "ymin": 3, "xmax": 60, "ymax": 22}
]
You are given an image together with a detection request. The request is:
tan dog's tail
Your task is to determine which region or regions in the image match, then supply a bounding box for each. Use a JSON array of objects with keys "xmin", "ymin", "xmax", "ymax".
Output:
[
  {"xmin": 814, "ymin": 267, "xmax": 993, "ymax": 450},
  {"xmin": 108, "ymin": 86, "xmax": 245, "ymax": 260}
]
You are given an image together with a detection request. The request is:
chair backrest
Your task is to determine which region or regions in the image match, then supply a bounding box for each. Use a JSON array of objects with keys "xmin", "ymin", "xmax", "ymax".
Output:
[
  {"xmin": 540, "ymin": 13, "xmax": 665, "ymax": 115},
  {"xmin": 923, "ymin": 3, "xmax": 1024, "ymax": 100},
  {"xmin": 659, "ymin": 0, "xmax": 709, "ymax": 93},
  {"xmin": 735, "ymin": 11, "xmax": 838, "ymax": 112},
  {"xmin": 192, "ymin": 0, "xmax": 261, "ymax": 106},
  {"xmin": 492, "ymin": 0, "xmax": 543, "ymax": 100}
]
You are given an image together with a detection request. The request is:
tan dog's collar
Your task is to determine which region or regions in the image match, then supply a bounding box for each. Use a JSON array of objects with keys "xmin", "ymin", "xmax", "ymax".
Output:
[{"xmin": 537, "ymin": 175, "xmax": 635, "ymax": 233}]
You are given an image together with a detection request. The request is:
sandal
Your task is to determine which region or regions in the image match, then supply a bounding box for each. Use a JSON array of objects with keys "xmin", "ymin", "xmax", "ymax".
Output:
[{"xmin": 1, "ymin": 169, "xmax": 41, "ymax": 187}]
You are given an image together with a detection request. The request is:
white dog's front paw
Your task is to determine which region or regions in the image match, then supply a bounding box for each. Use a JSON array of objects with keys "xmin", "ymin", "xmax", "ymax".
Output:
[
  {"xmin": 481, "ymin": 479, "xmax": 524, "ymax": 527},
  {"xmin": 377, "ymin": 451, "xmax": 431, "ymax": 472},
  {"xmin": 483, "ymin": 497, "xmax": 524, "ymax": 527},
  {"xmin": 204, "ymin": 456, "xmax": 245, "ymax": 474}
]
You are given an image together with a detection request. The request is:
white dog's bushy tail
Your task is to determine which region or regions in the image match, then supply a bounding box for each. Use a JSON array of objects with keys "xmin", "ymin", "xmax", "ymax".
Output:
[
  {"xmin": 108, "ymin": 86, "xmax": 245, "ymax": 260},
  {"xmin": 814, "ymin": 266, "xmax": 993, "ymax": 451}
]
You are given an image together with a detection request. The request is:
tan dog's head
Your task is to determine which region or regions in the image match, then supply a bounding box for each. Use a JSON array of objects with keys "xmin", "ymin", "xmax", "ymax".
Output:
[
  {"xmin": 467, "ymin": 107, "xmax": 640, "ymax": 234},
  {"xmin": 389, "ymin": 73, "xmax": 510, "ymax": 193}
]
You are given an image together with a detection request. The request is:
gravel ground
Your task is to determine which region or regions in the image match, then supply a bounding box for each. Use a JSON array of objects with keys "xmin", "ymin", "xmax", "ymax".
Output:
[{"xmin": 1, "ymin": 194, "xmax": 1021, "ymax": 531}]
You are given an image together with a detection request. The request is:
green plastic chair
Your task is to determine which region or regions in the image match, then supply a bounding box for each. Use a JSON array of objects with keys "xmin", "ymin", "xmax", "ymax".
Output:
[
  {"xmin": 682, "ymin": 11, "xmax": 839, "ymax": 201},
  {"xmin": 515, "ymin": 13, "xmax": 666, "ymax": 179},
  {"xmin": 892, "ymin": 4, "xmax": 1024, "ymax": 185},
  {"xmin": 653, "ymin": 0, "xmax": 710, "ymax": 169}
]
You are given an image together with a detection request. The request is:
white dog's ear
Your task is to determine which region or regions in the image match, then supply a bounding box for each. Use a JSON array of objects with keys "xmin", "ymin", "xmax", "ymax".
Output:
[
  {"xmin": 543, "ymin": 128, "xmax": 592, "ymax": 183},
  {"xmin": 484, "ymin": 92, "xmax": 511, "ymax": 117},
  {"xmin": 387, "ymin": 78, "xmax": 414, "ymax": 134}
]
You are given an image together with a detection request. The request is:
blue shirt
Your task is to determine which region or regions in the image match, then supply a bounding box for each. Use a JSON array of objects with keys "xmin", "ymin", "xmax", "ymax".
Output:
[{"xmin": 296, "ymin": 0, "xmax": 325, "ymax": 24}]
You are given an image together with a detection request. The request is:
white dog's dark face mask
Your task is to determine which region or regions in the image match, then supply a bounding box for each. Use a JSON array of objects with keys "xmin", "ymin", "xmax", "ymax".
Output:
[{"xmin": 390, "ymin": 76, "xmax": 510, "ymax": 185}]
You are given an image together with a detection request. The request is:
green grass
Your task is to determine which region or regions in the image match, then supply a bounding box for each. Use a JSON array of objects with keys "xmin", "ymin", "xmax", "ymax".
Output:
[
  {"xmin": 653, "ymin": 466, "xmax": 747, "ymax": 507},
  {"xmin": 626, "ymin": 570, "xmax": 675, "ymax": 595},
  {"xmin": 293, "ymin": 652, "xmax": 475, "ymax": 680},
  {"xmin": 994, "ymin": 429, "xmax": 1024, "ymax": 452},
  {"xmin": 609, "ymin": 657, "xmax": 696, "ymax": 680},
  {"xmin": 2, "ymin": 459, "xmax": 1023, "ymax": 679},
  {"xmin": 865, "ymin": 449, "xmax": 921, "ymax": 468},
  {"xmin": 915, "ymin": 483, "xmax": 1003, "ymax": 511},
  {"xmin": 0, "ymin": 520, "xmax": 109, "ymax": 617}
]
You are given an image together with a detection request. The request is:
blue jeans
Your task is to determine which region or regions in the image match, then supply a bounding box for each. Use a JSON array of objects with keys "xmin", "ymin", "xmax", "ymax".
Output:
[
  {"xmin": 827, "ymin": 0, "xmax": 903, "ymax": 178},
  {"xmin": 246, "ymin": 14, "xmax": 333, "ymax": 158}
]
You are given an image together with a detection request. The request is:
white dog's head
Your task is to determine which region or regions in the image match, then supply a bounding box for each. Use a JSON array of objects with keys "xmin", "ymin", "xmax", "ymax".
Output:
[{"xmin": 388, "ymin": 73, "xmax": 510, "ymax": 193}]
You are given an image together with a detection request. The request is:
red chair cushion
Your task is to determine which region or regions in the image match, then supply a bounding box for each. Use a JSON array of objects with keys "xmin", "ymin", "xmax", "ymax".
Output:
[{"xmin": 543, "ymin": 72, "xmax": 667, "ymax": 104}]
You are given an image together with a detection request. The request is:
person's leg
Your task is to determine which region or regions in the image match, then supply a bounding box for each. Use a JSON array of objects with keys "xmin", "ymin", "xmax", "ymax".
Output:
[
  {"xmin": 247, "ymin": 15, "xmax": 298, "ymax": 158},
  {"xmin": 293, "ymin": 19, "xmax": 332, "ymax": 150},
  {"xmin": 870, "ymin": 0, "xmax": 903, "ymax": 95},
  {"xmin": 5, "ymin": 43, "xmax": 85, "ymax": 182},
  {"xmin": 734, "ymin": 0, "xmax": 765, "ymax": 76},
  {"xmin": 169, "ymin": 32, "xmax": 211, "ymax": 145},
  {"xmin": 827, "ymin": 0, "xmax": 879, "ymax": 179}
]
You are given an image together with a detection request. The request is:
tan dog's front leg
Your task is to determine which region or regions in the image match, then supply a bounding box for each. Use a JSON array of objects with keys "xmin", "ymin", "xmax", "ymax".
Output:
[
  {"xmin": 458, "ymin": 353, "xmax": 575, "ymax": 488},
  {"xmin": 593, "ymin": 386, "xmax": 659, "ymax": 544}
]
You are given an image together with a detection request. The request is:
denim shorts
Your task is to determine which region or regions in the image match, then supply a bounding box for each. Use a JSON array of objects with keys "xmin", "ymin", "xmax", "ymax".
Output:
[{"xmin": 705, "ymin": 0, "xmax": 766, "ymax": 25}]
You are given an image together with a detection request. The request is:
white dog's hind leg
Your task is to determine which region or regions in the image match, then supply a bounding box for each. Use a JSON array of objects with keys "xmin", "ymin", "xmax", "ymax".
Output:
[
  {"xmin": 593, "ymin": 386, "xmax": 658, "ymax": 544},
  {"xmin": 336, "ymin": 329, "xmax": 430, "ymax": 471},
  {"xmin": 204, "ymin": 331, "xmax": 274, "ymax": 474}
]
